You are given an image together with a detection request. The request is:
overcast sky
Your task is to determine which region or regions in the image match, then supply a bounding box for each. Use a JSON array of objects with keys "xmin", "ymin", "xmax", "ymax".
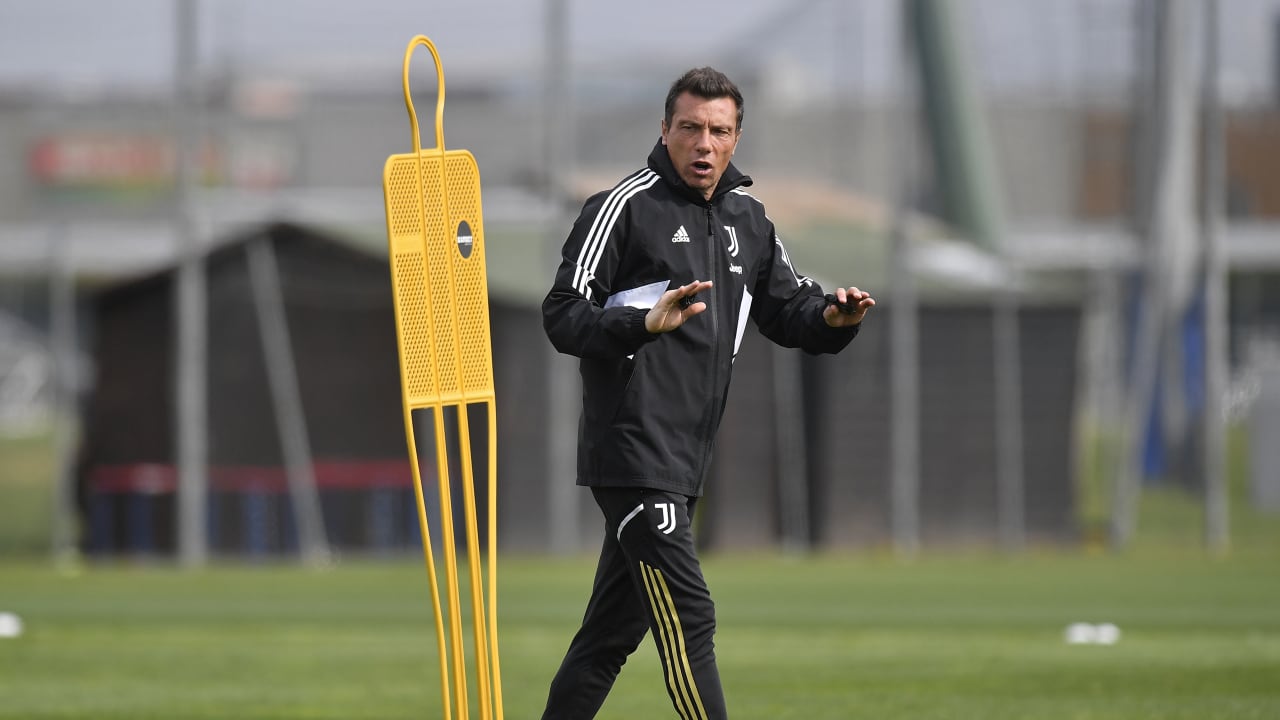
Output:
[
  {"xmin": 0, "ymin": 1, "xmax": 794, "ymax": 87},
  {"xmin": 1, "ymin": 0, "xmax": 1277, "ymax": 101}
]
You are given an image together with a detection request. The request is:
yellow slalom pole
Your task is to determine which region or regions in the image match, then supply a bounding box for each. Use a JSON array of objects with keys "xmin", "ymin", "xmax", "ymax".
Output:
[
  {"xmin": 432, "ymin": 405, "xmax": 468, "ymax": 719},
  {"xmin": 487, "ymin": 402, "xmax": 504, "ymax": 719},
  {"xmin": 382, "ymin": 34, "xmax": 503, "ymax": 720},
  {"xmin": 403, "ymin": 409, "xmax": 453, "ymax": 719},
  {"xmin": 455, "ymin": 405, "xmax": 492, "ymax": 719}
]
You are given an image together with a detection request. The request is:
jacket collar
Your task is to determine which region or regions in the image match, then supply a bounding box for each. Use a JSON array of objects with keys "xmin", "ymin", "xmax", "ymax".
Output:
[{"xmin": 647, "ymin": 138, "xmax": 752, "ymax": 204}]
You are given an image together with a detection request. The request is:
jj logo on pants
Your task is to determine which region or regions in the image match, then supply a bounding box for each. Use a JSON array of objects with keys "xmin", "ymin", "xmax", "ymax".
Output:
[{"xmin": 656, "ymin": 502, "xmax": 676, "ymax": 534}]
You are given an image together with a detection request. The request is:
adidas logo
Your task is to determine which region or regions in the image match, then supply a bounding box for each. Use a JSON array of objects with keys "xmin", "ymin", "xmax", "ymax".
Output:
[{"xmin": 671, "ymin": 225, "xmax": 690, "ymax": 243}]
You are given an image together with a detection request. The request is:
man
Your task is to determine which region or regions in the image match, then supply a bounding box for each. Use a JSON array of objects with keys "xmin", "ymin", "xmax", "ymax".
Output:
[{"xmin": 541, "ymin": 67, "xmax": 873, "ymax": 719}]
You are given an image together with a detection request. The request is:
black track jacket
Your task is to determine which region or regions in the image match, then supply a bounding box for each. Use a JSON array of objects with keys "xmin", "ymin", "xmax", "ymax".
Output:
[{"xmin": 543, "ymin": 139, "xmax": 859, "ymax": 497}]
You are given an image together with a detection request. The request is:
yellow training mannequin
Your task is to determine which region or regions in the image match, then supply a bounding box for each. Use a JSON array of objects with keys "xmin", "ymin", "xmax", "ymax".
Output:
[{"xmin": 381, "ymin": 34, "xmax": 502, "ymax": 720}]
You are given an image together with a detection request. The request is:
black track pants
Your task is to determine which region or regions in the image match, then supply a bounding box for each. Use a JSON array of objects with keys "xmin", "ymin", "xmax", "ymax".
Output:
[{"xmin": 541, "ymin": 487, "xmax": 727, "ymax": 719}]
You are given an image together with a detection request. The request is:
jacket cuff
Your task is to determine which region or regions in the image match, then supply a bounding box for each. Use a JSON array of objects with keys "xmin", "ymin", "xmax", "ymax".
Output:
[
  {"xmin": 815, "ymin": 312, "xmax": 860, "ymax": 352},
  {"xmin": 624, "ymin": 307, "xmax": 660, "ymax": 347}
]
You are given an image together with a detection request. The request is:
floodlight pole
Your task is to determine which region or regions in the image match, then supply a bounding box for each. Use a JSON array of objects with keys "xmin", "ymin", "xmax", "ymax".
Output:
[
  {"xmin": 889, "ymin": 3, "xmax": 921, "ymax": 558},
  {"xmin": 1199, "ymin": 0, "xmax": 1230, "ymax": 556},
  {"xmin": 173, "ymin": 0, "xmax": 210, "ymax": 567},
  {"xmin": 543, "ymin": 0, "xmax": 581, "ymax": 554}
]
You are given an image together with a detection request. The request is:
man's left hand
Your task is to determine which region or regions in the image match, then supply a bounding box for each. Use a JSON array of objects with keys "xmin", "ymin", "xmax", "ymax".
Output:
[{"xmin": 822, "ymin": 286, "xmax": 874, "ymax": 328}]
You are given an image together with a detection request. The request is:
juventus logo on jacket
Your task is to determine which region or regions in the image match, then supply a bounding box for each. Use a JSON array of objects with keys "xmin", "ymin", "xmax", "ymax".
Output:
[{"xmin": 723, "ymin": 225, "xmax": 739, "ymax": 257}]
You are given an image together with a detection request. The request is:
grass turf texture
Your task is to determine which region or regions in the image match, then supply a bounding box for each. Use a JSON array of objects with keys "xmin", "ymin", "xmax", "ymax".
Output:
[{"xmin": 1, "ymin": 549, "xmax": 1278, "ymax": 719}]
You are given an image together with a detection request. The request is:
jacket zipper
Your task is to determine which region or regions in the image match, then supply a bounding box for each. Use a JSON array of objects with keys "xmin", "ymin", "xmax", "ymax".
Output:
[{"xmin": 696, "ymin": 202, "xmax": 721, "ymax": 484}]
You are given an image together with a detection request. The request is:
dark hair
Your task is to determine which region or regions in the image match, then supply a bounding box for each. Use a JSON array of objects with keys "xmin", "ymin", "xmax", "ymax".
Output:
[{"xmin": 664, "ymin": 67, "xmax": 744, "ymax": 130}]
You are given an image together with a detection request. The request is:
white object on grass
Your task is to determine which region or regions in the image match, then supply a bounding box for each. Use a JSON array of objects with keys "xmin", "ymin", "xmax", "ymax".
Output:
[
  {"xmin": 0, "ymin": 612, "xmax": 22, "ymax": 638},
  {"xmin": 1064, "ymin": 622, "xmax": 1121, "ymax": 645}
]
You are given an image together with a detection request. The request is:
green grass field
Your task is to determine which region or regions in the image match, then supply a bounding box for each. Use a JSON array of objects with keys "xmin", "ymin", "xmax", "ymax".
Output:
[
  {"xmin": 2, "ymin": 547, "xmax": 1278, "ymax": 720},
  {"xmin": 4, "ymin": 426, "xmax": 1279, "ymax": 717}
]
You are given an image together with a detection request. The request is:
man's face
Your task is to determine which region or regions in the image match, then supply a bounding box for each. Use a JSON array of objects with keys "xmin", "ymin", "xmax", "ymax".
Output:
[{"xmin": 660, "ymin": 92, "xmax": 741, "ymax": 201}]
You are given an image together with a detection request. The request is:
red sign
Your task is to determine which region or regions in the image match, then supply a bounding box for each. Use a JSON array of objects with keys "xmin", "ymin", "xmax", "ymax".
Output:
[
  {"xmin": 28, "ymin": 134, "xmax": 292, "ymax": 190},
  {"xmin": 29, "ymin": 135, "xmax": 177, "ymax": 186}
]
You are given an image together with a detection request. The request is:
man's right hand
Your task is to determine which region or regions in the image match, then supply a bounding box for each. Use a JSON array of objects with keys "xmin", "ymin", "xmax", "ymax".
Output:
[{"xmin": 645, "ymin": 280, "xmax": 713, "ymax": 334}]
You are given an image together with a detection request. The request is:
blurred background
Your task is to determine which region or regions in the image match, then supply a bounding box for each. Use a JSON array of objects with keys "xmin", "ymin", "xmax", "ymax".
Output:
[{"xmin": 2, "ymin": 0, "xmax": 1279, "ymax": 564}]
